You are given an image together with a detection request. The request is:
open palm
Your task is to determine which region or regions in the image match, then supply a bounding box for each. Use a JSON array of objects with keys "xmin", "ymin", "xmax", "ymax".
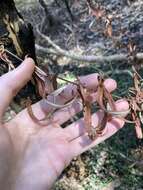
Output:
[{"xmin": 0, "ymin": 58, "xmax": 128, "ymax": 190}]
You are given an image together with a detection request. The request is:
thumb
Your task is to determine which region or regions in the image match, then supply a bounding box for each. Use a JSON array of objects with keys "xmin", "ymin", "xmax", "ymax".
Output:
[{"xmin": 0, "ymin": 58, "xmax": 35, "ymax": 118}]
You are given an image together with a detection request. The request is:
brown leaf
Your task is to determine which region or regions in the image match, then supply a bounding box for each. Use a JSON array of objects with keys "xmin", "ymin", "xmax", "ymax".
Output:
[
  {"xmin": 133, "ymin": 73, "xmax": 141, "ymax": 94},
  {"xmin": 95, "ymin": 112, "xmax": 108, "ymax": 135},
  {"xmin": 35, "ymin": 75, "xmax": 46, "ymax": 97},
  {"xmin": 128, "ymin": 42, "xmax": 136, "ymax": 55},
  {"xmin": 44, "ymin": 76, "xmax": 55, "ymax": 95},
  {"xmin": 35, "ymin": 67, "xmax": 57, "ymax": 97},
  {"xmin": 106, "ymin": 25, "xmax": 112, "ymax": 37},
  {"xmin": 26, "ymin": 97, "xmax": 52, "ymax": 126},
  {"xmin": 104, "ymin": 87, "xmax": 116, "ymax": 111},
  {"xmin": 26, "ymin": 98, "xmax": 41, "ymax": 123},
  {"xmin": 86, "ymin": 1, "xmax": 104, "ymax": 19},
  {"xmin": 77, "ymin": 83, "xmax": 94, "ymax": 140},
  {"xmin": 96, "ymin": 76, "xmax": 106, "ymax": 110},
  {"xmin": 135, "ymin": 118, "xmax": 143, "ymax": 139},
  {"xmin": 96, "ymin": 75, "xmax": 116, "ymax": 112},
  {"xmin": 131, "ymin": 112, "xmax": 143, "ymax": 139},
  {"xmin": 105, "ymin": 16, "xmax": 113, "ymax": 37},
  {"xmin": 91, "ymin": 8, "xmax": 104, "ymax": 19}
]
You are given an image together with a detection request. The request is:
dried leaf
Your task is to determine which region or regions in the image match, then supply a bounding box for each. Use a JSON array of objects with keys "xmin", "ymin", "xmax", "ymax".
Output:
[
  {"xmin": 35, "ymin": 75, "xmax": 46, "ymax": 97},
  {"xmin": 44, "ymin": 75, "xmax": 55, "ymax": 95},
  {"xmin": 133, "ymin": 73, "xmax": 141, "ymax": 94},
  {"xmin": 77, "ymin": 83, "xmax": 94, "ymax": 140},
  {"xmin": 90, "ymin": 8, "xmax": 104, "ymax": 19},
  {"xmin": 26, "ymin": 97, "xmax": 53, "ymax": 126},
  {"xmin": 105, "ymin": 16, "xmax": 112, "ymax": 37},
  {"xmin": 132, "ymin": 113, "xmax": 143, "ymax": 139},
  {"xmin": 95, "ymin": 112, "xmax": 109, "ymax": 135},
  {"xmin": 96, "ymin": 76, "xmax": 106, "ymax": 110},
  {"xmin": 86, "ymin": 1, "xmax": 104, "ymax": 19},
  {"xmin": 0, "ymin": 47, "xmax": 15, "ymax": 71},
  {"xmin": 106, "ymin": 24, "xmax": 112, "ymax": 37},
  {"xmin": 128, "ymin": 42, "xmax": 136, "ymax": 55},
  {"xmin": 104, "ymin": 87, "xmax": 116, "ymax": 111},
  {"xmin": 35, "ymin": 67, "xmax": 57, "ymax": 97}
]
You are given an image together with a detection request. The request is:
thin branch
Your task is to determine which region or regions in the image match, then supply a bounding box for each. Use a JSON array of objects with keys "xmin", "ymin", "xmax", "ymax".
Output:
[
  {"xmin": 36, "ymin": 43, "xmax": 143, "ymax": 64},
  {"xmin": 39, "ymin": 0, "xmax": 49, "ymax": 15},
  {"xmin": 36, "ymin": 29, "xmax": 143, "ymax": 64},
  {"xmin": 38, "ymin": 0, "xmax": 55, "ymax": 27}
]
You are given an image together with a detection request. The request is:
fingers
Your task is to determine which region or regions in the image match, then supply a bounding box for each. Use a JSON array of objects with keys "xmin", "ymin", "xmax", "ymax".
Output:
[
  {"xmin": 49, "ymin": 100, "xmax": 83, "ymax": 125},
  {"xmin": 65, "ymin": 99, "xmax": 129, "ymax": 142},
  {"xmin": 26, "ymin": 74, "xmax": 117, "ymax": 122},
  {"xmin": 69, "ymin": 117, "xmax": 125, "ymax": 157},
  {"xmin": 0, "ymin": 58, "xmax": 35, "ymax": 118}
]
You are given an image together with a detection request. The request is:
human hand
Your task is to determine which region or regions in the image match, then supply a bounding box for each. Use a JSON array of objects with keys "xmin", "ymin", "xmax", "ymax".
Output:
[{"xmin": 0, "ymin": 58, "xmax": 129, "ymax": 190}]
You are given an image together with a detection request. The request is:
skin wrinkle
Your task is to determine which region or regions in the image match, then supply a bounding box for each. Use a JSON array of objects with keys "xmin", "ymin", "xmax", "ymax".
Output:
[
  {"xmin": 13, "ymin": 146, "xmax": 57, "ymax": 190},
  {"xmin": 36, "ymin": 134, "xmax": 68, "ymax": 178},
  {"xmin": 16, "ymin": 130, "xmax": 61, "ymax": 186},
  {"xmin": 0, "ymin": 126, "xmax": 17, "ymax": 190},
  {"xmin": 46, "ymin": 151, "xmax": 59, "ymax": 178},
  {"xmin": 6, "ymin": 120, "xmax": 34, "ymax": 152},
  {"xmin": 39, "ymin": 128, "xmax": 72, "ymax": 173},
  {"xmin": 47, "ymin": 144, "xmax": 69, "ymax": 176}
]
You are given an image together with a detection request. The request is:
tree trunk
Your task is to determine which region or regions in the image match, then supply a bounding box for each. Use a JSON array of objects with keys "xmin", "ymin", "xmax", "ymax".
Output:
[{"xmin": 0, "ymin": 0, "xmax": 37, "ymax": 106}]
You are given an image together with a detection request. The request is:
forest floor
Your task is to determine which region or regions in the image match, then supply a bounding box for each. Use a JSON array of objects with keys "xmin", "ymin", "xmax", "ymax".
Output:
[{"xmin": 12, "ymin": 0, "xmax": 143, "ymax": 189}]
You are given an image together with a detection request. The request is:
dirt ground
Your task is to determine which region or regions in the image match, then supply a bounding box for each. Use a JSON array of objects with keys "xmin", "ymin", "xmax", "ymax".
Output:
[{"xmin": 11, "ymin": 0, "xmax": 143, "ymax": 189}]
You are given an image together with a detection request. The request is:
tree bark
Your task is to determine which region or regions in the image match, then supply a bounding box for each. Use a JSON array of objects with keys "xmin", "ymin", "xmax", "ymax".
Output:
[{"xmin": 0, "ymin": 0, "xmax": 37, "ymax": 105}]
